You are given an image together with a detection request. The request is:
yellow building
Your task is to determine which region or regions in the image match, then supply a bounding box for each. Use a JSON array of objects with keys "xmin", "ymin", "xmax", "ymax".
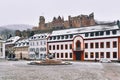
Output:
[{"xmin": 14, "ymin": 39, "xmax": 29, "ymax": 59}]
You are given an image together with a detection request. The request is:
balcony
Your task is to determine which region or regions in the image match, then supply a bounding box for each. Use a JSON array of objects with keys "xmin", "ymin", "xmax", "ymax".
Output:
[{"xmin": 74, "ymin": 47, "xmax": 83, "ymax": 51}]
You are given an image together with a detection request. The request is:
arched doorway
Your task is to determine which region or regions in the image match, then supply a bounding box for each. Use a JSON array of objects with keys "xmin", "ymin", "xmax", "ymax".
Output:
[{"xmin": 73, "ymin": 36, "xmax": 84, "ymax": 61}]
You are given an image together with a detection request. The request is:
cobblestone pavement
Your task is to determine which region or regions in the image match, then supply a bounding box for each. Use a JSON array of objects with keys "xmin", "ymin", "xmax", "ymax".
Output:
[{"xmin": 0, "ymin": 60, "xmax": 120, "ymax": 80}]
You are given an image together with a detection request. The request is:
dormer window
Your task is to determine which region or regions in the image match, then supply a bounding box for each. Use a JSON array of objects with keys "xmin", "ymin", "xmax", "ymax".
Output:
[
  {"xmin": 106, "ymin": 31, "xmax": 110, "ymax": 35},
  {"xmin": 100, "ymin": 31, "xmax": 104, "ymax": 36},
  {"xmin": 90, "ymin": 32, "xmax": 94, "ymax": 37},
  {"xmin": 65, "ymin": 35, "xmax": 68, "ymax": 39},
  {"xmin": 61, "ymin": 35, "xmax": 64, "ymax": 39},
  {"xmin": 50, "ymin": 37, "xmax": 52, "ymax": 40},
  {"xmin": 95, "ymin": 32, "xmax": 99, "ymax": 36},
  {"xmin": 57, "ymin": 36, "xmax": 60, "ymax": 39},
  {"xmin": 70, "ymin": 34, "xmax": 73, "ymax": 38},
  {"xmin": 85, "ymin": 33, "xmax": 89, "ymax": 37},
  {"xmin": 112, "ymin": 30, "xmax": 117, "ymax": 35},
  {"xmin": 53, "ymin": 36, "xmax": 56, "ymax": 40}
]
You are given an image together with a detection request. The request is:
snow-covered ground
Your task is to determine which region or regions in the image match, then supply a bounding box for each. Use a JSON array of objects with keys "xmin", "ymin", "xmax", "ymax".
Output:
[{"xmin": 0, "ymin": 60, "xmax": 120, "ymax": 80}]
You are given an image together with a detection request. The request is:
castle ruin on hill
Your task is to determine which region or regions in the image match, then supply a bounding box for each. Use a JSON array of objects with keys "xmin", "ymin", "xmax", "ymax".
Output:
[{"xmin": 32, "ymin": 13, "xmax": 96, "ymax": 31}]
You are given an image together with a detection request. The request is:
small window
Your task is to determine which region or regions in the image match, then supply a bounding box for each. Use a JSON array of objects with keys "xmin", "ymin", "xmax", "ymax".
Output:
[
  {"xmin": 106, "ymin": 42, "xmax": 110, "ymax": 48},
  {"xmin": 113, "ymin": 41, "xmax": 117, "ymax": 48},
  {"xmin": 106, "ymin": 52, "xmax": 110, "ymax": 58},
  {"xmin": 85, "ymin": 33, "xmax": 89, "ymax": 37},
  {"xmin": 85, "ymin": 52, "xmax": 88, "ymax": 58},
  {"xmin": 113, "ymin": 52, "xmax": 117, "ymax": 58},
  {"xmin": 95, "ymin": 32, "xmax": 99, "ymax": 36},
  {"xmin": 57, "ymin": 45, "xmax": 59, "ymax": 50},
  {"xmin": 90, "ymin": 52, "xmax": 94, "ymax": 58},
  {"xmin": 112, "ymin": 30, "xmax": 117, "ymax": 35},
  {"xmin": 106, "ymin": 31, "xmax": 110, "ymax": 35},
  {"xmin": 65, "ymin": 35, "xmax": 68, "ymax": 39},
  {"xmin": 95, "ymin": 52, "xmax": 99, "ymax": 58},
  {"xmin": 61, "ymin": 53, "xmax": 63, "ymax": 58},
  {"xmin": 50, "ymin": 37, "xmax": 52, "ymax": 40},
  {"xmin": 70, "ymin": 53, "xmax": 72, "ymax": 58},
  {"xmin": 57, "ymin": 36, "xmax": 60, "ymax": 40},
  {"xmin": 65, "ymin": 53, "xmax": 68, "ymax": 58},
  {"xmin": 100, "ymin": 31, "xmax": 104, "ymax": 36},
  {"xmin": 90, "ymin": 32, "xmax": 94, "ymax": 37},
  {"xmin": 70, "ymin": 34, "xmax": 73, "ymax": 38},
  {"xmin": 53, "ymin": 45, "xmax": 55, "ymax": 50},
  {"xmin": 61, "ymin": 45, "xmax": 63, "ymax": 50},
  {"xmin": 57, "ymin": 53, "xmax": 59, "ymax": 58},
  {"xmin": 53, "ymin": 36, "xmax": 56, "ymax": 40},
  {"xmin": 70, "ymin": 44, "xmax": 72, "ymax": 49},
  {"xmin": 65, "ymin": 44, "xmax": 68, "ymax": 49},
  {"xmin": 61, "ymin": 35, "xmax": 64, "ymax": 39},
  {"xmin": 100, "ymin": 42, "xmax": 104, "ymax": 48},
  {"xmin": 90, "ymin": 43, "xmax": 94, "ymax": 48},
  {"xmin": 95, "ymin": 42, "xmax": 99, "ymax": 48},
  {"xmin": 100, "ymin": 52, "xmax": 104, "ymax": 58},
  {"xmin": 85, "ymin": 43, "xmax": 88, "ymax": 49}
]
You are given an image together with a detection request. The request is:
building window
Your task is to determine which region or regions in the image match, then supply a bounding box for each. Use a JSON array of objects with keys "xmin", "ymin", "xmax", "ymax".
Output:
[
  {"xmin": 50, "ymin": 37, "xmax": 52, "ymax": 40},
  {"xmin": 57, "ymin": 36, "xmax": 60, "ymax": 40},
  {"xmin": 61, "ymin": 53, "xmax": 63, "ymax": 58},
  {"xmin": 61, "ymin": 35, "xmax": 64, "ymax": 39},
  {"xmin": 100, "ymin": 31, "xmax": 104, "ymax": 36},
  {"xmin": 70, "ymin": 53, "xmax": 72, "ymax": 58},
  {"xmin": 85, "ymin": 43, "xmax": 88, "ymax": 49},
  {"xmin": 53, "ymin": 45, "xmax": 55, "ymax": 50},
  {"xmin": 85, "ymin": 33, "xmax": 89, "ymax": 37},
  {"xmin": 95, "ymin": 52, "xmax": 99, "ymax": 58},
  {"xmin": 53, "ymin": 36, "xmax": 56, "ymax": 40},
  {"xmin": 57, "ymin": 45, "xmax": 59, "ymax": 50},
  {"xmin": 70, "ymin": 34, "xmax": 73, "ymax": 38},
  {"xmin": 106, "ymin": 31, "xmax": 110, "ymax": 35},
  {"xmin": 70, "ymin": 44, "xmax": 72, "ymax": 49},
  {"xmin": 113, "ymin": 52, "xmax": 117, "ymax": 58},
  {"xmin": 106, "ymin": 42, "xmax": 110, "ymax": 48},
  {"xmin": 100, "ymin": 52, "xmax": 104, "ymax": 58},
  {"xmin": 76, "ymin": 40, "xmax": 81, "ymax": 50},
  {"xmin": 61, "ymin": 45, "xmax": 63, "ymax": 50},
  {"xmin": 112, "ymin": 30, "xmax": 117, "ymax": 35},
  {"xmin": 106, "ymin": 52, "xmax": 110, "ymax": 58},
  {"xmin": 90, "ymin": 52, "xmax": 94, "ymax": 58},
  {"xmin": 85, "ymin": 52, "xmax": 88, "ymax": 58},
  {"xmin": 95, "ymin": 32, "xmax": 99, "ymax": 36},
  {"xmin": 90, "ymin": 32, "xmax": 94, "ymax": 37},
  {"xmin": 57, "ymin": 53, "xmax": 59, "ymax": 58},
  {"xmin": 65, "ymin": 53, "xmax": 68, "ymax": 58},
  {"xmin": 53, "ymin": 53, "xmax": 55, "ymax": 58},
  {"xmin": 49, "ymin": 45, "xmax": 51, "ymax": 50},
  {"xmin": 65, "ymin": 35, "xmax": 68, "ymax": 39},
  {"xmin": 113, "ymin": 41, "xmax": 117, "ymax": 48},
  {"xmin": 65, "ymin": 44, "xmax": 68, "ymax": 49},
  {"xmin": 90, "ymin": 43, "xmax": 94, "ymax": 48},
  {"xmin": 95, "ymin": 42, "xmax": 99, "ymax": 48},
  {"xmin": 100, "ymin": 42, "xmax": 104, "ymax": 48}
]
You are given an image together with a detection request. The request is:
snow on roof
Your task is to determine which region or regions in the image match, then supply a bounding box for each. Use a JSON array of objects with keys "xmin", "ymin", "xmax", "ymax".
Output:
[
  {"xmin": 16, "ymin": 38, "xmax": 29, "ymax": 43},
  {"xmin": 51, "ymin": 25, "xmax": 119, "ymax": 36},
  {"xmin": 33, "ymin": 33, "xmax": 50, "ymax": 37},
  {"xmin": 5, "ymin": 36, "xmax": 20, "ymax": 45}
]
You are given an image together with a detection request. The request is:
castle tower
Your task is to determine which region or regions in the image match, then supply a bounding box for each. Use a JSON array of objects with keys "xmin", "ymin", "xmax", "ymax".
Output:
[
  {"xmin": 39, "ymin": 16, "xmax": 45, "ymax": 30},
  {"xmin": 89, "ymin": 13, "xmax": 96, "ymax": 26}
]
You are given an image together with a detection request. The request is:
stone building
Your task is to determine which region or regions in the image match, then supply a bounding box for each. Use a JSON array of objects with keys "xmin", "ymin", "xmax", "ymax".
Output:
[{"xmin": 32, "ymin": 13, "xmax": 96, "ymax": 31}]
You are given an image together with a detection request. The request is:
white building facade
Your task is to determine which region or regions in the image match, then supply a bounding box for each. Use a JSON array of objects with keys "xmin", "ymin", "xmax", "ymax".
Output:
[
  {"xmin": 0, "ymin": 40, "xmax": 5, "ymax": 59},
  {"xmin": 47, "ymin": 25, "xmax": 120, "ymax": 61},
  {"xmin": 29, "ymin": 33, "xmax": 49, "ymax": 59}
]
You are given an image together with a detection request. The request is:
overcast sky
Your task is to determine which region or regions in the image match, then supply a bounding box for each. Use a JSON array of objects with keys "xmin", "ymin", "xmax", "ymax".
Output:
[{"xmin": 0, "ymin": 0, "xmax": 120, "ymax": 26}]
